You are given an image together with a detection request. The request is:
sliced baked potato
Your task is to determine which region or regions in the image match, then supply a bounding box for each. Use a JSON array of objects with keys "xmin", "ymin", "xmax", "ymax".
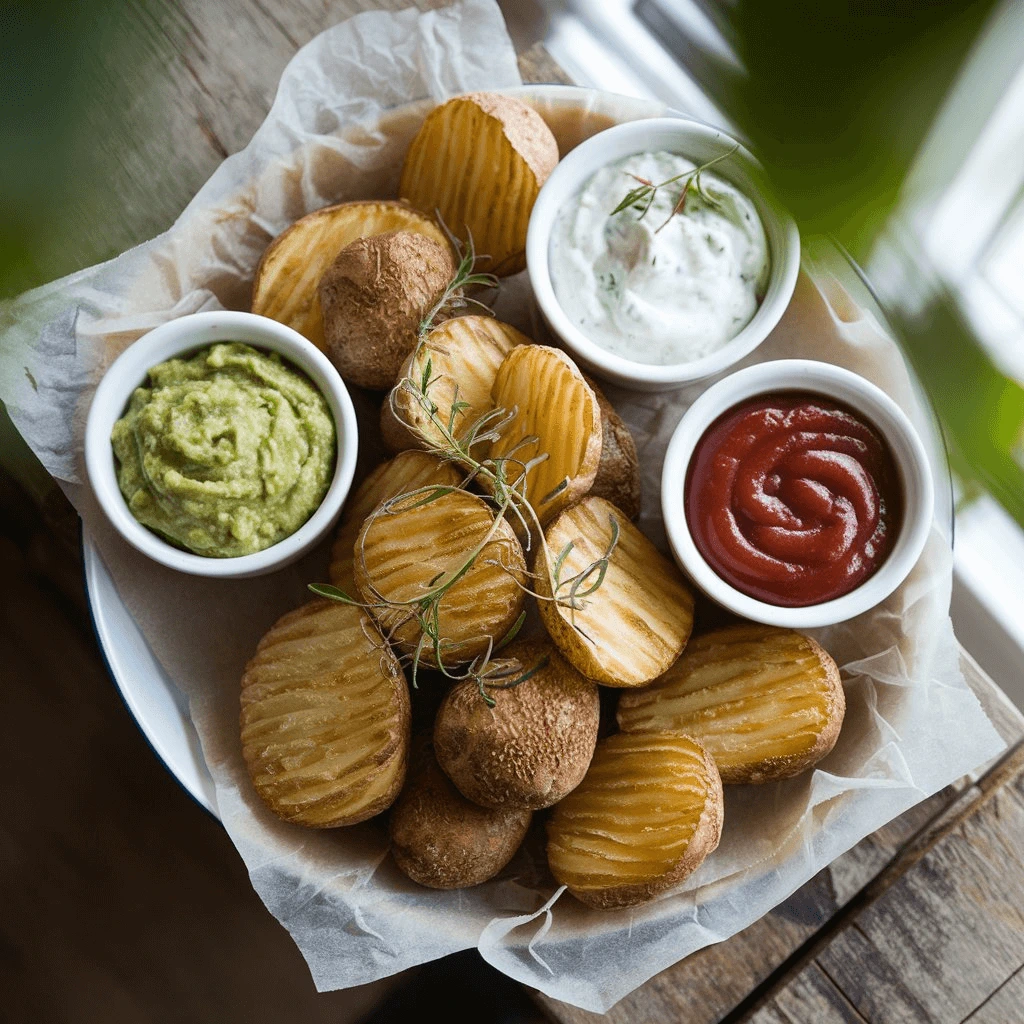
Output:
[
  {"xmin": 240, "ymin": 599, "xmax": 410, "ymax": 828},
  {"xmin": 328, "ymin": 451, "xmax": 463, "ymax": 594},
  {"xmin": 617, "ymin": 625, "xmax": 845, "ymax": 783},
  {"xmin": 252, "ymin": 200, "xmax": 449, "ymax": 350},
  {"xmin": 354, "ymin": 488, "xmax": 526, "ymax": 667},
  {"xmin": 547, "ymin": 732, "xmax": 723, "ymax": 909},
  {"xmin": 489, "ymin": 344, "xmax": 602, "ymax": 524},
  {"xmin": 535, "ymin": 495, "xmax": 694, "ymax": 686},
  {"xmin": 381, "ymin": 315, "xmax": 531, "ymax": 453},
  {"xmin": 399, "ymin": 92, "xmax": 558, "ymax": 276}
]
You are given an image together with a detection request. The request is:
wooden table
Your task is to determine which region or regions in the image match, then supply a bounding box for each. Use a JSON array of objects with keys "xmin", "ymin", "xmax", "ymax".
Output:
[{"xmin": 4, "ymin": 3, "xmax": 1024, "ymax": 1022}]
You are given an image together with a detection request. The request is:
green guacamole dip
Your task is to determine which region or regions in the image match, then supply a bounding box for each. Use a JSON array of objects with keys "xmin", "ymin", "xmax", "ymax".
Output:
[{"xmin": 111, "ymin": 342, "xmax": 336, "ymax": 558}]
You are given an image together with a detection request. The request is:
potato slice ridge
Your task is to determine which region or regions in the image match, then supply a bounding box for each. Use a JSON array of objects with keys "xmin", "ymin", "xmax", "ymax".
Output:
[
  {"xmin": 547, "ymin": 732, "xmax": 723, "ymax": 909},
  {"xmin": 617, "ymin": 625, "xmax": 845, "ymax": 783},
  {"xmin": 536, "ymin": 495, "xmax": 695, "ymax": 687},
  {"xmin": 240, "ymin": 599, "xmax": 411, "ymax": 828},
  {"xmin": 399, "ymin": 92, "xmax": 558, "ymax": 276},
  {"xmin": 490, "ymin": 345, "xmax": 602, "ymax": 524},
  {"xmin": 328, "ymin": 451, "xmax": 463, "ymax": 594},
  {"xmin": 354, "ymin": 488, "xmax": 526, "ymax": 666},
  {"xmin": 252, "ymin": 200, "xmax": 449, "ymax": 350},
  {"xmin": 382, "ymin": 315, "xmax": 531, "ymax": 453}
]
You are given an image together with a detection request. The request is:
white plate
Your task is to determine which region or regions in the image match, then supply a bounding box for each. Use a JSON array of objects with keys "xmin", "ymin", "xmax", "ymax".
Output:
[
  {"xmin": 84, "ymin": 537, "xmax": 218, "ymax": 815},
  {"xmin": 82, "ymin": 85, "xmax": 954, "ymax": 824}
]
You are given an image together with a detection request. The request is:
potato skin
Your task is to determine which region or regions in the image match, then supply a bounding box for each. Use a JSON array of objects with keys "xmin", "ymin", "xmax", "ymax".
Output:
[
  {"xmin": 588, "ymin": 383, "xmax": 641, "ymax": 521},
  {"xmin": 389, "ymin": 737, "xmax": 532, "ymax": 889},
  {"xmin": 319, "ymin": 230, "xmax": 456, "ymax": 389},
  {"xmin": 433, "ymin": 639, "xmax": 600, "ymax": 810},
  {"xmin": 251, "ymin": 200, "xmax": 449, "ymax": 351}
]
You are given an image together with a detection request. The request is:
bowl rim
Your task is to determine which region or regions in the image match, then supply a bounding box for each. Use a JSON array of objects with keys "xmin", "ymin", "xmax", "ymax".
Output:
[
  {"xmin": 84, "ymin": 310, "xmax": 358, "ymax": 579},
  {"xmin": 660, "ymin": 359, "xmax": 936, "ymax": 627},
  {"xmin": 526, "ymin": 115, "xmax": 801, "ymax": 388}
]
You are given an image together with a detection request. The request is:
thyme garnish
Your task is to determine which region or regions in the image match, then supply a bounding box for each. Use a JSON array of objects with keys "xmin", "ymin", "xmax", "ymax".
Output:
[
  {"xmin": 310, "ymin": 248, "xmax": 618, "ymax": 705},
  {"xmin": 609, "ymin": 144, "xmax": 740, "ymax": 233}
]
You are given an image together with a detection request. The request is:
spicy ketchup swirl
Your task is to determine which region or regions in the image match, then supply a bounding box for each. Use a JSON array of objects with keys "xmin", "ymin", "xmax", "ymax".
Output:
[{"xmin": 685, "ymin": 392, "xmax": 901, "ymax": 607}]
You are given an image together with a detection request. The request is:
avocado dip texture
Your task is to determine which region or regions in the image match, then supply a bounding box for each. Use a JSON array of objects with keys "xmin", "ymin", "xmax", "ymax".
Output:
[{"xmin": 111, "ymin": 342, "xmax": 335, "ymax": 557}]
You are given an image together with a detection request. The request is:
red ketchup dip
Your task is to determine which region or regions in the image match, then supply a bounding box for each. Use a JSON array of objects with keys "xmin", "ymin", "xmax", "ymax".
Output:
[{"xmin": 685, "ymin": 392, "xmax": 902, "ymax": 607}]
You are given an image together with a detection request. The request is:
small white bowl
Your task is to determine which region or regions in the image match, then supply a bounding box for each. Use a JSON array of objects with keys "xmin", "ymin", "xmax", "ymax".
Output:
[
  {"xmin": 660, "ymin": 360, "xmax": 934, "ymax": 627},
  {"xmin": 526, "ymin": 117, "xmax": 800, "ymax": 392},
  {"xmin": 85, "ymin": 310, "xmax": 358, "ymax": 579}
]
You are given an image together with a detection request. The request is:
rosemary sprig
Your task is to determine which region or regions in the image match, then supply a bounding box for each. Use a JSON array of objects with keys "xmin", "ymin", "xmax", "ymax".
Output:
[
  {"xmin": 311, "ymin": 249, "xmax": 618, "ymax": 704},
  {"xmin": 418, "ymin": 233, "xmax": 499, "ymax": 337},
  {"xmin": 609, "ymin": 144, "xmax": 740, "ymax": 233}
]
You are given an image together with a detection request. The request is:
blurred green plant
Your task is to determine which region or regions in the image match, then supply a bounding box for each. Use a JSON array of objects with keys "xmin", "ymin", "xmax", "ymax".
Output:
[
  {"xmin": 0, "ymin": 0, "xmax": 169, "ymax": 300},
  {"xmin": 713, "ymin": 0, "xmax": 1024, "ymax": 528}
]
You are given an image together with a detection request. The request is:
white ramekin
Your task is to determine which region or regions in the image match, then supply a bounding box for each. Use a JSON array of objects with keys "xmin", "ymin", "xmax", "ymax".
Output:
[
  {"xmin": 526, "ymin": 116, "xmax": 800, "ymax": 392},
  {"xmin": 84, "ymin": 310, "xmax": 358, "ymax": 579},
  {"xmin": 660, "ymin": 360, "xmax": 935, "ymax": 628}
]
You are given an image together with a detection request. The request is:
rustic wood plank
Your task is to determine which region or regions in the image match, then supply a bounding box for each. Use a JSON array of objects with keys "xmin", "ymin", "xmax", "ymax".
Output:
[
  {"xmin": 963, "ymin": 963, "xmax": 1024, "ymax": 1024},
  {"xmin": 747, "ymin": 964, "xmax": 867, "ymax": 1024},
  {"xmin": 52, "ymin": 0, "xmax": 450, "ymax": 282},
  {"xmin": 0, "ymin": 506, "xmax": 403, "ymax": 1024},
  {"xmin": 533, "ymin": 783, "xmax": 966, "ymax": 1024},
  {"xmin": 815, "ymin": 744, "xmax": 1024, "ymax": 1024},
  {"xmin": 517, "ymin": 41, "xmax": 574, "ymax": 85}
]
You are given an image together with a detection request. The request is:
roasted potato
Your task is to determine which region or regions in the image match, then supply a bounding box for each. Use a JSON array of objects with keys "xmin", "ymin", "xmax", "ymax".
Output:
[
  {"xmin": 240, "ymin": 599, "xmax": 410, "ymax": 828},
  {"xmin": 319, "ymin": 230, "xmax": 456, "ymax": 389},
  {"xmin": 354, "ymin": 489, "xmax": 526, "ymax": 666},
  {"xmin": 536, "ymin": 496, "xmax": 694, "ymax": 687},
  {"xmin": 389, "ymin": 736, "xmax": 532, "ymax": 889},
  {"xmin": 433, "ymin": 638, "xmax": 600, "ymax": 810},
  {"xmin": 328, "ymin": 451, "xmax": 463, "ymax": 594},
  {"xmin": 399, "ymin": 92, "xmax": 558, "ymax": 276},
  {"xmin": 617, "ymin": 625, "xmax": 845, "ymax": 783},
  {"xmin": 489, "ymin": 345, "xmax": 602, "ymax": 523},
  {"xmin": 589, "ymin": 384, "xmax": 641, "ymax": 521},
  {"xmin": 546, "ymin": 732, "xmax": 723, "ymax": 909},
  {"xmin": 252, "ymin": 200, "xmax": 449, "ymax": 351},
  {"xmin": 381, "ymin": 315, "xmax": 530, "ymax": 453}
]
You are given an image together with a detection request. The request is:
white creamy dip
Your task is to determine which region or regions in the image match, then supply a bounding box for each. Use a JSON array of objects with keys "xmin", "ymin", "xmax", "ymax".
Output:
[{"xmin": 549, "ymin": 151, "xmax": 770, "ymax": 365}]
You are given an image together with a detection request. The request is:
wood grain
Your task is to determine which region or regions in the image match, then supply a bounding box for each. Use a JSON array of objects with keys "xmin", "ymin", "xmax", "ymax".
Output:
[
  {"xmin": 7, "ymin": 5, "xmax": 1024, "ymax": 1023},
  {"xmin": 815, "ymin": 743, "xmax": 1024, "ymax": 1024},
  {"xmin": 536, "ymin": 654, "xmax": 1023, "ymax": 1024}
]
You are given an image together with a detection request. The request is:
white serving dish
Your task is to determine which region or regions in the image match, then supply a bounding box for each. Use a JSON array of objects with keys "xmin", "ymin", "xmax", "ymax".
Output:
[
  {"xmin": 526, "ymin": 116, "xmax": 800, "ymax": 391},
  {"xmin": 83, "ymin": 84, "xmax": 951, "ymax": 819},
  {"xmin": 660, "ymin": 359, "xmax": 935, "ymax": 628},
  {"xmin": 84, "ymin": 310, "xmax": 358, "ymax": 579}
]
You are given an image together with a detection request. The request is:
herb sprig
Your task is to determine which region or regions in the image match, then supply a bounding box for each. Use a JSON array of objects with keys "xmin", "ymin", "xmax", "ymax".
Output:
[
  {"xmin": 610, "ymin": 144, "xmax": 740, "ymax": 233},
  {"xmin": 310, "ymin": 243, "xmax": 618, "ymax": 705}
]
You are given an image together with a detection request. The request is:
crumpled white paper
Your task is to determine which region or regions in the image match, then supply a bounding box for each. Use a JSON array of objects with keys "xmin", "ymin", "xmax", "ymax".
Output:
[{"xmin": 0, "ymin": 0, "xmax": 1007, "ymax": 1013}]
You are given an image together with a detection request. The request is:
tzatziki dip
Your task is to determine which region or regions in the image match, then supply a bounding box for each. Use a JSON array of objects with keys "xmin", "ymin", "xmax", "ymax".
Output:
[{"xmin": 549, "ymin": 150, "xmax": 770, "ymax": 366}]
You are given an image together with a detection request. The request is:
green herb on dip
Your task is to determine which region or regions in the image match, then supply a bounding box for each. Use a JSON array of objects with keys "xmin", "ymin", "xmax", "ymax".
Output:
[{"xmin": 111, "ymin": 342, "xmax": 335, "ymax": 558}]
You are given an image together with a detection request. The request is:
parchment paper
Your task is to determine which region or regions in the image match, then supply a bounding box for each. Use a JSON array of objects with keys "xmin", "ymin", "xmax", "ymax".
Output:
[{"xmin": 0, "ymin": 0, "xmax": 1006, "ymax": 1012}]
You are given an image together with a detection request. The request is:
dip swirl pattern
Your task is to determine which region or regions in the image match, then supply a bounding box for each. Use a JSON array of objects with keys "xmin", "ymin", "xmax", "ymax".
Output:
[
  {"xmin": 111, "ymin": 342, "xmax": 335, "ymax": 557},
  {"xmin": 685, "ymin": 394, "xmax": 901, "ymax": 606}
]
